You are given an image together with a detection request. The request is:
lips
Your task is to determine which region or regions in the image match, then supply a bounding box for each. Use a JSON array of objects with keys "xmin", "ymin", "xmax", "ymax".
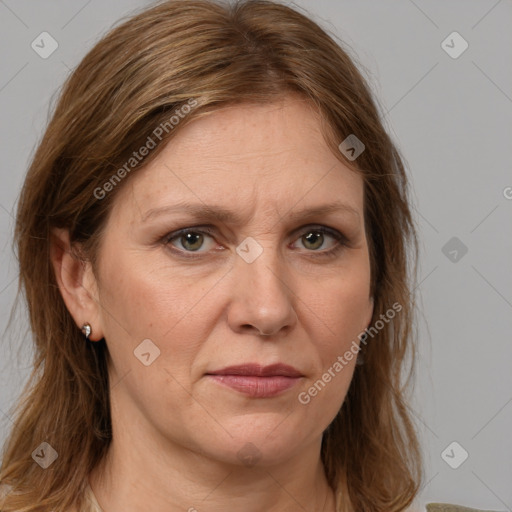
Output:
[
  {"xmin": 207, "ymin": 363, "xmax": 303, "ymax": 378},
  {"xmin": 205, "ymin": 363, "xmax": 303, "ymax": 398}
]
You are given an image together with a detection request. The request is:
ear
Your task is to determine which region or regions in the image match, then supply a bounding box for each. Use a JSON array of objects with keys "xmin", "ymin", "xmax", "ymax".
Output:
[{"xmin": 50, "ymin": 228, "xmax": 105, "ymax": 341}]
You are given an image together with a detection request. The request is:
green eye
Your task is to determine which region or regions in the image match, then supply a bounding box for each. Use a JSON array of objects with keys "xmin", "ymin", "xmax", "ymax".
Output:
[
  {"xmin": 163, "ymin": 225, "xmax": 348, "ymax": 260},
  {"xmin": 301, "ymin": 231, "xmax": 325, "ymax": 250},
  {"xmin": 164, "ymin": 228, "xmax": 216, "ymax": 253},
  {"xmin": 179, "ymin": 232, "xmax": 205, "ymax": 251}
]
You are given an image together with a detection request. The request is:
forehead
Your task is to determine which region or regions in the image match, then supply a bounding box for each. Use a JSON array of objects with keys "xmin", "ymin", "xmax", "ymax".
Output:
[{"xmin": 113, "ymin": 96, "xmax": 364, "ymax": 222}]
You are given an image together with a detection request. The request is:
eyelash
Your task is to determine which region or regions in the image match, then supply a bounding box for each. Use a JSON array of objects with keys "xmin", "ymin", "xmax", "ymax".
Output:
[{"xmin": 161, "ymin": 225, "xmax": 349, "ymax": 260}]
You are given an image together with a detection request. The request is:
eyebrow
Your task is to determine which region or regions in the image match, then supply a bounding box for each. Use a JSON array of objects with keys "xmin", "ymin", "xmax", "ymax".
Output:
[{"xmin": 141, "ymin": 200, "xmax": 360, "ymax": 224}]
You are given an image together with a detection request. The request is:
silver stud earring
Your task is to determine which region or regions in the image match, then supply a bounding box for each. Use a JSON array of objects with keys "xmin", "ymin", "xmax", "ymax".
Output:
[{"xmin": 81, "ymin": 323, "xmax": 92, "ymax": 341}]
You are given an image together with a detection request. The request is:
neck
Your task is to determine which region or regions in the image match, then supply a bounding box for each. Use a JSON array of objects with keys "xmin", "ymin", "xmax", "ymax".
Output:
[{"xmin": 89, "ymin": 426, "xmax": 337, "ymax": 512}]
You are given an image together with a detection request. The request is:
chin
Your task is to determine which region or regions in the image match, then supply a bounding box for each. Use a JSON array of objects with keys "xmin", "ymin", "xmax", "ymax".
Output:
[{"xmin": 207, "ymin": 427, "xmax": 309, "ymax": 469}]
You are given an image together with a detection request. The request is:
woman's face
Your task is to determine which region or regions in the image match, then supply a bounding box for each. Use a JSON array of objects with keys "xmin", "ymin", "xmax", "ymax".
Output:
[{"xmin": 91, "ymin": 95, "xmax": 373, "ymax": 466}]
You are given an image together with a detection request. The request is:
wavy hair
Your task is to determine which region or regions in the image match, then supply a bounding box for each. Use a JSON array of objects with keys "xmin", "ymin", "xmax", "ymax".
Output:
[{"xmin": 0, "ymin": 1, "xmax": 423, "ymax": 510}]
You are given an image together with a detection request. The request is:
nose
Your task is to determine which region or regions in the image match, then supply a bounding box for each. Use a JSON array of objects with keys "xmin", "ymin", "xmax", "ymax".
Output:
[{"xmin": 227, "ymin": 245, "xmax": 297, "ymax": 338}]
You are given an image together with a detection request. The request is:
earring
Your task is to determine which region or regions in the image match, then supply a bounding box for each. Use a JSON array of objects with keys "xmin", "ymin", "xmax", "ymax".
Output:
[{"xmin": 81, "ymin": 323, "xmax": 92, "ymax": 341}]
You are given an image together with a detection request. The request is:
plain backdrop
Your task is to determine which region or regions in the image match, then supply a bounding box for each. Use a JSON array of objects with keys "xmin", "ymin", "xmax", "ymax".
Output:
[{"xmin": 1, "ymin": 1, "xmax": 511, "ymax": 509}]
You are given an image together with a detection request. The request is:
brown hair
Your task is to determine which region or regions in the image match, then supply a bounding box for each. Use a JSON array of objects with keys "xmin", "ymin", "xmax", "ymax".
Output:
[{"xmin": 1, "ymin": 1, "xmax": 423, "ymax": 510}]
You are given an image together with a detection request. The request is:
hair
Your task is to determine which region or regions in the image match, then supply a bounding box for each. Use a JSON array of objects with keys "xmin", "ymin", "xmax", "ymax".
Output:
[{"xmin": 0, "ymin": 0, "xmax": 423, "ymax": 510}]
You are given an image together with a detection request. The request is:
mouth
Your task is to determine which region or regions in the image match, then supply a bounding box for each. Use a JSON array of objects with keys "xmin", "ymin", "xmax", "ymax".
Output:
[{"xmin": 205, "ymin": 363, "xmax": 304, "ymax": 398}]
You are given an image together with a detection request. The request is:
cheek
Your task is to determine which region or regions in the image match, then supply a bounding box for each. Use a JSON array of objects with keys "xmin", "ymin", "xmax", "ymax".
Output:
[
  {"xmin": 308, "ymin": 263, "xmax": 371, "ymax": 352},
  {"xmin": 321, "ymin": 285, "xmax": 370, "ymax": 346},
  {"xmin": 96, "ymin": 249, "xmax": 226, "ymax": 373},
  {"xmin": 95, "ymin": 253, "xmax": 219, "ymax": 426},
  {"xmin": 290, "ymin": 257, "xmax": 371, "ymax": 409},
  {"xmin": 294, "ymin": 278, "xmax": 371, "ymax": 431}
]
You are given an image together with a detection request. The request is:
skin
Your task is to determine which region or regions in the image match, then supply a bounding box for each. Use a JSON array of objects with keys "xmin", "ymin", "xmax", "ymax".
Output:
[{"xmin": 52, "ymin": 95, "xmax": 374, "ymax": 512}]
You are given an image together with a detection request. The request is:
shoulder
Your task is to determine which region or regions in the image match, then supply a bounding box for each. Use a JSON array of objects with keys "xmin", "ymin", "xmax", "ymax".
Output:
[
  {"xmin": 406, "ymin": 503, "xmax": 504, "ymax": 512},
  {"xmin": 335, "ymin": 492, "xmax": 489, "ymax": 512},
  {"xmin": 403, "ymin": 502, "xmax": 503, "ymax": 512},
  {"xmin": 425, "ymin": 504, "xmax": 505, "ymax": 512}
]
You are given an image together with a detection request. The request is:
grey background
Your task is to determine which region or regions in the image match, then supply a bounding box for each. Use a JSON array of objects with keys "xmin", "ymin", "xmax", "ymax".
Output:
[{"xmin": 1, "ymin": 0, "xmax": 511, "ymax": 509}]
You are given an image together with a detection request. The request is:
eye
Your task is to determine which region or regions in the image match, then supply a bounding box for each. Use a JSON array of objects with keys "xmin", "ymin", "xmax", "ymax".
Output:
[
  {"xmin": 162, "ymin": 225, "xmax": 347, "ymax": 259},
  {"xmin": 291, "ymin": 226, "xmax": 347, "ymax": 257},
  {"xmin": 165, "ymin": 228, "xmax": 217, "ymax": 253}
]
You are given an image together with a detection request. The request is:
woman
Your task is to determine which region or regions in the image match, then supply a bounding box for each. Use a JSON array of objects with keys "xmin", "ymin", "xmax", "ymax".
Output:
[{"xmin": 0, "ymin": 0, "xmax": 431, "ymax": 510}]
